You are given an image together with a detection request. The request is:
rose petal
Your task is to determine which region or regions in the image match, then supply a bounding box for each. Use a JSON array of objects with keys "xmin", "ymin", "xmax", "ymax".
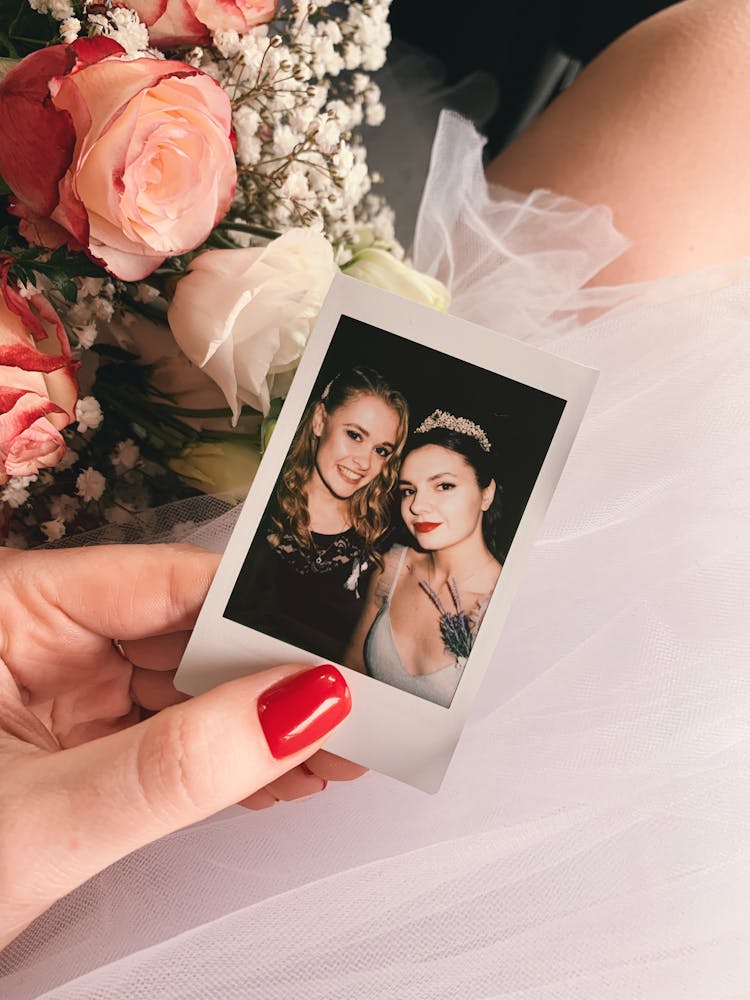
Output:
[
  {"xmin": 144, "ymin": 0, "xmax": 210, "ymax": 46},
  {"xmin": 0, "ymin": 391, "xmax": 66, "ymax": 447},
  {"xmin": 13, "ymin": 204, "xmax": 71, "ymax": 251},
  {"xmin": 0, "ymin": 39, "xmax": 124, "ymax": 225},
  {"xmin": 113, "ymin": 0, "xmax": 168, "ymax": 28},
  {"xmin": 69, "ymin": 37, "xmax": 125, "ymax": 67},
  {"xmin": 0, "ymin": 46, "xmax": 76, "ymax": 218},
  {"xmin": 3, "ymin": 415, "xmax": 66, "ymax": 478},
  {"xmin": 192, "ymin": 0, "xmax": 276, "ymax": 32}
]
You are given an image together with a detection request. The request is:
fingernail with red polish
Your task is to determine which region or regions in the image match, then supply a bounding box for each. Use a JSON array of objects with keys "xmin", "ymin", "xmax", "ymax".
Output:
[{"xmin": 257, "ymin": 665, "xmax": 351, "ymax": 759}]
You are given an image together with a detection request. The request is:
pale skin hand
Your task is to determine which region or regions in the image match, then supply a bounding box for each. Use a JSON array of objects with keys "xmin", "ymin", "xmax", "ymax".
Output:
[{"xmin": 0, "ymin": 543, "xmax": 365, "ymax": 948}]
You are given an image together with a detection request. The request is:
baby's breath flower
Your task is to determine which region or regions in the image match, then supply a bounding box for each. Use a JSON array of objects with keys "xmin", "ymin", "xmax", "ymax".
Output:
[
  {"xmin": 49, "ymin": 0, "xmax": 73, "ymax": 19},
  {"xmin": 75, "ymin": 321, "xmax": 98, "ymax": 349},
  {"xmin": 92, "ymin": 297, "xmax": 114, "ymax": 321},
  {"xmin": 49, "ymin": 495, "xmax": 80, "ymax": 522},
  {"xmin": 90, "ymin": 7, "xmax": 151, "ymax": 56},
  {"xmin": 57, "ymin": 449, "xmax": 79, "ymax": 471},
  {"xmin": 1, "ymin": 476, "xmax": 36, "ymax": 509},
  {"xmin": 60, "ymin": 16, "xmax": 81, "ymax": 42},
  {"xmin": 78, "ymin": 277, "xmax": 106, "ymax": 298},
  {"xmin": 41, "ymin": 518, "xmax": 66, "ymax": 542},
  {"xmin": 76, "ymin": 396, "xmax": 104, "ymax": 433},
  {"xmin": 76, "ymin": 467, "xmax": 107, "ymax": 503},
  {"xmin": 111, "ymin": 439, "xmax": 140, "ymax": 472},
  {"xmin": 134, "ymin": 283, "xmax": 161, "ymax": 303}
]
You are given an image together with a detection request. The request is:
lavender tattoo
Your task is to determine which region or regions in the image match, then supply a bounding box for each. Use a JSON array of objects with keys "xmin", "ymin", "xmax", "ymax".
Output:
[{"xmin": 419, "ymin": 577, "xmax": 474, "ymax": 661}]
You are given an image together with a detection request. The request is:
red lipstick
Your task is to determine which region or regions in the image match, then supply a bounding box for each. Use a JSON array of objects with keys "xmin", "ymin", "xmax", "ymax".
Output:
[{"xmin": 414, "ymin": 522, "xmax": 441, "ymax": 533}]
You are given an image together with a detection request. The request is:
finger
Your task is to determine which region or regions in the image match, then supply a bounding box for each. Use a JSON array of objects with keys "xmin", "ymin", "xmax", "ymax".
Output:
[
  {"xmin": 130, "ymin": 668, "xmax": 189, "ymax": 712},
  {"xmin": 8, "ymin": 664, "xmax": 351, "ymax": 927},
  {"xmin": 61, "ymin": 706, "xmax": 142, "ymax": 747},
  {"xmin": 237, "ymin": 764, "xmax": 328, "ymax": 810},
  {"xmin": 304, "ymin": 749, "xmax": 368, "ymax": 782},
  {"xmin": 121, "ymin": 632, "xmax": 192, "ymax": 672},
  {"xmin": 16, "ymin": 544, "xmax": 220, "ymax": 642},
  {"xmin": 238, "ymin": 787, "xmax": 279, "ymax": 810},
  {"xmin": 264, "ymin": 764, "xmax": 326, "ymax": 802}
]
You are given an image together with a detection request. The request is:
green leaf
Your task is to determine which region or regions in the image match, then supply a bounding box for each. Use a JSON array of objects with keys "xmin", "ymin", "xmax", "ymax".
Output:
[
  {"xmin": 0, "ymin": 177, "xmax": 11, "ymax": 197},
  {"xmin": 261, "ymin": 398, "xmax": 283, "ymax": 453},
  {"xmin": 267, "ymin": 397, "xmax": 284, "ymax": 419},
  {"xmin": 43, "ymin": 269, "xmax": 78, "ymax": 302},
  {"xmin": 12, "ymin": 263, "xmax": 31, "ymax": 286},
  {"xmin": 2, "ymin": 0, "xmax": 59, "ymax": 56},
  {"xmin": 28, "ymin": 253, "xmax": 108, "ymax": 281}
]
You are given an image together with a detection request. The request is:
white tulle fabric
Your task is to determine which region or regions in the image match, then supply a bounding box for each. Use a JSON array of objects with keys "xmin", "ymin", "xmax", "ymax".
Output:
[{"xmin": 4, "ymin": 112, "xmax": 750, "ymax": 998}]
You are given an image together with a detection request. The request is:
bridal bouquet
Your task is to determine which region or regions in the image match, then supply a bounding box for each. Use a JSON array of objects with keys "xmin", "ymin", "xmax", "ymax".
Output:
[{"xmin": 0, "ymin": 0, "xmax": 448, "ymax": 547}]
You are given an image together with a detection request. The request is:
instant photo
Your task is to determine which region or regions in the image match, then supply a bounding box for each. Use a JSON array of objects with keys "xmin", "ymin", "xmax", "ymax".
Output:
[{"xmin": 176, "ymin": 275, "xmax": 598, "ymax": 792}]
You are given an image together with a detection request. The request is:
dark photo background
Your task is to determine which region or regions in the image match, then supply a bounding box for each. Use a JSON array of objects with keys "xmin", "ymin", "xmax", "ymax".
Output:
[{"xmin": 314, "ymin": 315, "xmax": 566, "ymax": 561}]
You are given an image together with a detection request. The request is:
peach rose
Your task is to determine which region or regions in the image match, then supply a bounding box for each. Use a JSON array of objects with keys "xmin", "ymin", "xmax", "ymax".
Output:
[
  {"xmin": 0, "ymin": 261, "xmax": 79, "ymax": 484},
  {"xmin": 122, "ymin": 0, "xmax": 277, "ymax": 47},
  {"xmin": 0, "ymin": 40, "xmax": 236, "ymax": 281}
]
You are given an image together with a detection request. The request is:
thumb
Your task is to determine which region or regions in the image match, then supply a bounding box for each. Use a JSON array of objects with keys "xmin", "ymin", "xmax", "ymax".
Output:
[{"xmin": 16, "ymin": 664, "xmax": 350, "ymax": 920}]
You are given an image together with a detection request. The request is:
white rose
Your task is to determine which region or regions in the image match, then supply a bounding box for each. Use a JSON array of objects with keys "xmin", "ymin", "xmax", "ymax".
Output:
[
  {"xmin": 167, "ymin": 230, "xmax": 337, "ymax": 420},
  {"xmin": 114, "ymin": 314, "xmax": 231, "ymax": 417},
  {"xmin": 342, "ymin": 247, "xmax": 451, "ymax": 311}
]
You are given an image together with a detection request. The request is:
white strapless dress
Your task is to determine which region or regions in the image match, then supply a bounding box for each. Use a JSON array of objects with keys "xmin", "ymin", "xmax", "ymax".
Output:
[{"xmin": 3, "ymin": 112, "xmax": 750, "ymax": 999}]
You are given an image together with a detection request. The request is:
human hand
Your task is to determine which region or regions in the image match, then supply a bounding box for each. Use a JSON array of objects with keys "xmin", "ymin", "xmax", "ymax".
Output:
[{"xmin": 0, "ymin": 543, "xmax": 365, "ymax": 948}]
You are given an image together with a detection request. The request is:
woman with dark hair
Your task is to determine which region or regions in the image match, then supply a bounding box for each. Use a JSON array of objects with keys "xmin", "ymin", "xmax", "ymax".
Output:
[
  {"xmin": 225, "ymin": 366, "xmax": 409, "ymax": 663},
  {"xmin": 345, "ymin": 409, "xmax": 502, "ymax": 707}
]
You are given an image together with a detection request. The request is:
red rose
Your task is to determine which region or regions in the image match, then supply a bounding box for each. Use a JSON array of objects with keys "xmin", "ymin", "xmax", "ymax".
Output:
[
  {"xmin": 0, "ymin": 259, "xmax": 79, "ymax": 484},
  {"xmin": 0, "ymin": 39, "xmax": 236, "ymax": 281}
]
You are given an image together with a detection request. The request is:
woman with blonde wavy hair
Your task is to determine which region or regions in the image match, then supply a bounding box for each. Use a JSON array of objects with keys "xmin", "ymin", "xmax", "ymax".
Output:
[{"xmin": 225, "ymin": 366, "xmax": 409, "ymax": 663}]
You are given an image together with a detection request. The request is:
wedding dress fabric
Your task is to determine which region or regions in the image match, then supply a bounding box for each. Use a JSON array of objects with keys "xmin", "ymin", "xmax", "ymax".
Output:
[{"xmin": 4, "ymin": 112, "xmax": 750, "ymax": 998}]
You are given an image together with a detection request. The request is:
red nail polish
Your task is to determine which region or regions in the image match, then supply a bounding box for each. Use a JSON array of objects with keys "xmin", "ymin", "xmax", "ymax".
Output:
[{"xmin": 257, "ymin": 665, "xmax": 351, "ymax": 759}]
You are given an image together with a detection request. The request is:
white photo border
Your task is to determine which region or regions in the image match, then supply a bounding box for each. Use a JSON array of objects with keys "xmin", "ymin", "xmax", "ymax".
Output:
[{"xmin": 175, "ymin": 274, "xmax": 598, "ymax": 792}]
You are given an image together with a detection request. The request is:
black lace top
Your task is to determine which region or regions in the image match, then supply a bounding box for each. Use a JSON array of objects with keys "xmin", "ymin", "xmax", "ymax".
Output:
[
  {"xmin": 224, "ymin": 524, "xmax": 376, "ymax": 664},
  {"xmin": 271, "ymin": 526, "xmax": 368, "ymax": 578}
]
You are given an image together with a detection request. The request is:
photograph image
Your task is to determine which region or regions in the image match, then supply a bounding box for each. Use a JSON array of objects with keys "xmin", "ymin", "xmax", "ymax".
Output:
[{"xmin": 224, "ymin": 314, "xmax": 566, "ymax": 708}]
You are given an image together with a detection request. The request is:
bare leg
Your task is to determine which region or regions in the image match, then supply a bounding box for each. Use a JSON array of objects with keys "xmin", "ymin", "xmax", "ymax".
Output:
[{"xmin": 487, "ymin": 0, "xmax": 750, "ymax": 284}]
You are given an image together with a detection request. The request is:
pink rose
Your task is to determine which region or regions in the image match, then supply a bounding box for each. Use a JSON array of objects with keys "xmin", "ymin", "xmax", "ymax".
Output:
[
  {"xmin": 122, "ymin": 0, "xmax": 277, "ymax": 48},
  {"xmin": 0, "ymin": 260, "xmax": 79, "ymax": 484},
  {"xmin": 0, "ymin": 40, "xmax": 236, "ymax": 281}
]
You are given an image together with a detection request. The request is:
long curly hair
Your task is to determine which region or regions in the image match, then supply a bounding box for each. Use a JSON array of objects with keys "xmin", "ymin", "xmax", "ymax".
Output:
[{"xmin": 271, "ymin": 367, "xmax": 409, "ymax": 567}]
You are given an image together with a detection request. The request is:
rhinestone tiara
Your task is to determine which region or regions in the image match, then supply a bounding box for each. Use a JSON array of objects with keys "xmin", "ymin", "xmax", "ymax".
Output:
[{"xmin": 414, "ymin": 409, "xmax": 491, "ymax": 452}]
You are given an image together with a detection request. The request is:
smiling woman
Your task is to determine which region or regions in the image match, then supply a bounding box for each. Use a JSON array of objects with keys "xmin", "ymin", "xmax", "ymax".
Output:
[
  {"xmin": 224, "ymin": 367, "xmax": 409, "ymax": 663},
  {"xmin": 309, "ymin": 392, "xmax": 400, "ymax": 507}
]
